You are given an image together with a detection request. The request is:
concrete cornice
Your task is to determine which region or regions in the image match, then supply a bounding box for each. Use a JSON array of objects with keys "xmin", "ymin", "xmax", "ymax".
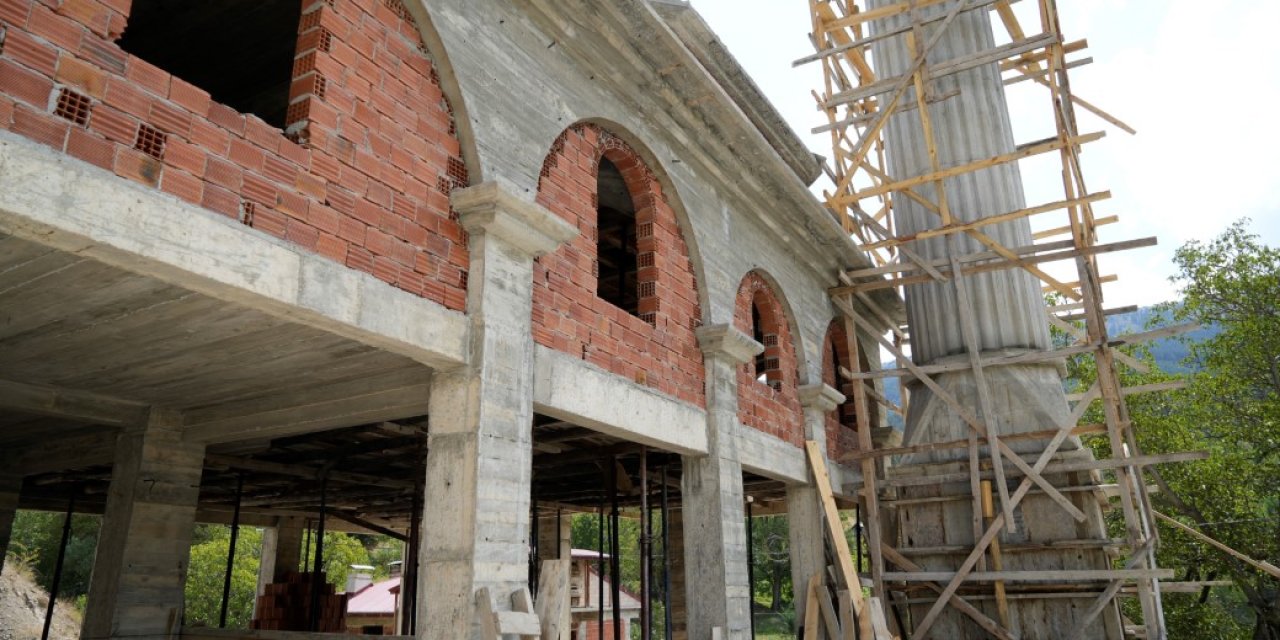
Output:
[
  {"xmin": 696, "ymin": 324, "xmax": 763, "ymax": 365},
  {"xmin": 798, "ymin": 383, "xmax": 845, "ymax": 412},
  {"xmin": 452, "ymin": 181, "xmax": 578, "ymax": 258}
]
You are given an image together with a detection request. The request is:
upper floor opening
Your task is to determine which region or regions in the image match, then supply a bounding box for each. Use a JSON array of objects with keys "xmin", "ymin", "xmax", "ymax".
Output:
[
  {"xmin": 119, "ymin": 0, "xmax": 301, "ymax": 129},
  {"xmin": 596, "ymin": 156, "xmax": 639, "ymax": 316}
]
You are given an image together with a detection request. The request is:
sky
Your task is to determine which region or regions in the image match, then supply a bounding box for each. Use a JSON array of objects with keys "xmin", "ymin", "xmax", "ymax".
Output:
[{"xmin": 692, "ymin": 0, "xmax": 1280, "ymax": 307}]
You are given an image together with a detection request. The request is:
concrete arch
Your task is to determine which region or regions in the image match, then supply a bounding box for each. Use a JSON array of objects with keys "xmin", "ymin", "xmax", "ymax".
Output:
[
  {"xmin": 734, "ymin": 268, "xmax": 806, "ymax": 445},
  {"xmin": 553, "ymin": 117, "xmax": 711, "ymax": 322},
  {"xmin": 404, "ymin": 2, "xmax": 484, "ymax": 184},
  {"xmin": 736, "ymin": 267, "xmax": 810, "ymax": 379},
  {"xmin": 532, "ymin": 120, "xmax": 707, "ymax": 406}
]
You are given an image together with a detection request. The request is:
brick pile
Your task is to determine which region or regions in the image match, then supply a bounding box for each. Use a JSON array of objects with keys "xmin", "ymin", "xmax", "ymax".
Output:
[
  {"xmin": 734, "ymin": 271, "xmax": 803, "ymax": 445},
  {"xmin": 0, "ymin": 0, "xmax": 470, "ymax": 310},
  {"xmin": 534, "ymin": 123, "xmax": 705, "ymax": 407},
  {"xmin": 822, "ymin": 319, "xmax": 861, "ymax": 459},
  {"xmin": 251, "ymin": 571, "xmax": 346, "ymax": 632}
]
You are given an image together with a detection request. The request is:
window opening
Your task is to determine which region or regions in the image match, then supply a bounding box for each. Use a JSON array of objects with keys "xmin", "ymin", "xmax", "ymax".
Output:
[
  {"xmin": 596, "ymin": 157, "xmax": 639, "ymax": 316},
  {"xmin": 119, "ymin": 0, "xmax": 302, "ymax": 129},
  {"xmin": 752, "ymin": 303, "xmax": 769, "ymax": 383}
]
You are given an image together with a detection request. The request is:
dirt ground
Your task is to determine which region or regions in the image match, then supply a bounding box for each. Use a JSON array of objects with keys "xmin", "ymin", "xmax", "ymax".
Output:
[{"xmin": 0, "ymin": 563, "xmax": 81, "ymax": 640}]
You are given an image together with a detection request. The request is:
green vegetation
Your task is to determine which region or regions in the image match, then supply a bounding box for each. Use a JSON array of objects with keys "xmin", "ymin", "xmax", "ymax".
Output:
[
  {"xmin": 7, "ymin": 510, "xmax": 100, "ymax": 608},
  {"xmin": 1071, "ymin": 220, "xmax": 1279, "ymax": 638}
]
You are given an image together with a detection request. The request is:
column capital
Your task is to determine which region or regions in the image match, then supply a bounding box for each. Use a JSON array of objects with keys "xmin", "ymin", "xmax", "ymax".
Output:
[
  {"xmin": 452, "ymin": 181, "xmax": 577, "ymax": 258},
  {"xmin": 696, "ymin": 324, "xmax": 763, "ymax": 365},
  {"xmin": 798, "ymin": 383, "xmax": 845, "ymax": 412}
]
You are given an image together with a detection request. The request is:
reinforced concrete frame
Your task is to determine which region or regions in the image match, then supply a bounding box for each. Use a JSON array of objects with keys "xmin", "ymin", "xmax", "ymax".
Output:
[{"xmin": 801, "ymin": 1, "xmax": 1198, "ymax": 638}]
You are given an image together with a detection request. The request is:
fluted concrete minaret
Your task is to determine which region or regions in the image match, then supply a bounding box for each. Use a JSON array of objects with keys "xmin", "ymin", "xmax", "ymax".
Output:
[{"xmin": 866, "ymin": 4, "xmax": 1122, "ymax": 637}]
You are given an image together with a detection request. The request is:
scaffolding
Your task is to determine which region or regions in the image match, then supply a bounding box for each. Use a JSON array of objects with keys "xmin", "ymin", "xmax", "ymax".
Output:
[{"xmin": 799, "ymin": 0, "xmax": 1197, "ymax": 637}]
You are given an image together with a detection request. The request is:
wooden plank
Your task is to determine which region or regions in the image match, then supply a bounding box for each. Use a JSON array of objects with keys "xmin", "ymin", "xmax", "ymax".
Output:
[
  {"xmin": 840, "ymin": 424, "xmax": 1108, "ymax": 462},
  {"xmin": 879, "ymin": 544, "xmax": 1014, "ymax": 640},
  {"xmin": 863, "ymin": 191, "xmax": 1111, "ymax": 250},
  {"xmin": 536, "ymin": 559, "xmax": 572, "ymax": 640},
  {"xmin": 832, "ymin": 132, "xmax": 1104, "ymax": 205},
  {"xmin": 508, "ymin": 587, "xmax": 541, "ymax": 637},
  {"xmin": 823, "ymin": 34, "xmax": 1059, "ymax": 108},
  {"xmin": 884, "ymin": 569, "xmax": 1176, "ymax": 582},
  {"xmin": 804, "ymin": 441, "xmax": 873, "ymax": 639},
  {"xmin": 817, "ymin": 586, "xmax": 843, "ymax": 640},
  {"xmin": 803, "ymin": 575, "xmax": 821, "ymax": 640},
  {"xmin": 838, "ymin": 591, "xmax": 857, "ymax": 640},
  {"xmin": 1153, "ymin": 511, "xmax": 1280, "ymax": 579},
  {"xmin": 834, "ymin": 236, "xmax": 1154, "ymax": 295},
  {"xmin": 878, "ymin": 451, "xmax": 1209, "ymax": 488},
  {"xmin": 834, "ymin": 297, "xmax": 1087, "ymax": 522}
]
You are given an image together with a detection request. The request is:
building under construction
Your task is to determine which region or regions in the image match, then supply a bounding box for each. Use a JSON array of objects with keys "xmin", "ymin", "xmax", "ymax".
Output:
[{"xmin": 0, "ymin": 0, "xmax": 1188, "ymax": 638}]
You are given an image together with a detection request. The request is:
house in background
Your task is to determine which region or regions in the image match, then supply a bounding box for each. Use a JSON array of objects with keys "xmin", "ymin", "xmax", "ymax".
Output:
[
  {"xmin": 569, "ymin": 550, "xmax": 641, "ymax": 640},
  {"xmin": 342, "ymin": 553, "xmax": 641, "ymax": 637},
  {"xmin": 344, "ymin": 564, "xmax": 398, "ymax": 635}
]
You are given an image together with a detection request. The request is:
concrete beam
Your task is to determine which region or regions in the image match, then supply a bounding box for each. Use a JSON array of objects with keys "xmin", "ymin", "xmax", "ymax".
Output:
[
  {"xmin": 736, "ymin": 425, "xmax": 807, "ymax": 485},
  {"xmin": 0, "ymin": 378, "xmax": 148, "ymax": 427},
  {"xmin": 2, "ymin": 429, "xmax": 118, "ymax": 474},
  {"xmin": 532, "ymin": 345, "xmax": 708, "ymax": 456},
  {"xmin": 183, "ymin": 369, "xmax": 432, "ymax": 444},
  {"xmin": 0, "ymin": 133, "xmax": 468, "ymax": 370}
]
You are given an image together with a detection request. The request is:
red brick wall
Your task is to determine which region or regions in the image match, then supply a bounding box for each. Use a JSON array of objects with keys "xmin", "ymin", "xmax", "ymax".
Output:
[
  {"xmin": 822, "ymin": 319, "xmax": 860, "ymax": 459},
  {"xmin": 0, "ymin": 0, "xmax": 469, "ymax": 310},
  {"xmin": 734, "ymin": 271, "xmax": 803, "ymax": 445},
  {"xmin": 534, "ymin": 123, "xmax": 705, "ymax": 407},
  {"xmin": 579, "ymin": 620, "xmax": 624, "ymax": 640}
]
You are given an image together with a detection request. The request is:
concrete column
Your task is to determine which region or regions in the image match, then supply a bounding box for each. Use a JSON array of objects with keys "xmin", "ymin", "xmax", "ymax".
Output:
[
  {"xmin": 256, "ymin": 516, "xmax": 305, "ymax": 598},
  {"xmin": 82, "ymin": 408, "xmax": 205, "ymax": 640},
  {"xmin": 866, "ymin": 5, "xmax": 1120, "ymax": 638},
  {"xmin": 865, "ymin": 2, "xmax": 1076, "ymax": 453},
  {"xmin": 418, "ymin": 182, "xmax": 576, "ymax": 640},
  {"xmin": 789, "ymin": 384, "xmax": 845, "ymax": 633},
  {"xmin": 536, "ymin": 512, "xmax": 571, "ymax": 562},
  {"xmin": 680, "ymin": 325, "xmax": 762, "ymax": 640},
  {"xmin": 0, "ymin": 472, "xmax": 21, "ymax": 577}
]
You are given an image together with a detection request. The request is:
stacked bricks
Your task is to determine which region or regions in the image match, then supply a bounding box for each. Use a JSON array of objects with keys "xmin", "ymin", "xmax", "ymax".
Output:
[
  {"xmin": 734, "ymin": 271, "xmax": 803, "ymax": 445},
  {"xmin": 534, "ymin": 123, "xmax": 705, "ymax": 407},
  {"xmin": 821, "ymin": 319, "xmax": 860, "ymax": 460},
  {"xmin": 0, "ymin": 0, "xmax": 470, "ymax": 310},
  {"xmin": 251, "ymin": 571, "xmax": 347, "ymax": 632}
]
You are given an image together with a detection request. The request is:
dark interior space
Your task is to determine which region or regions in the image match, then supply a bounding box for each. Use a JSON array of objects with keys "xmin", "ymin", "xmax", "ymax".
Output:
[
  {"xmin": 596, "ymin": 157, "xmax": 640, "ymax": 316},
  {"xmin": 119, "ymin": 0, "xmax": 302, "ymax": 129}
]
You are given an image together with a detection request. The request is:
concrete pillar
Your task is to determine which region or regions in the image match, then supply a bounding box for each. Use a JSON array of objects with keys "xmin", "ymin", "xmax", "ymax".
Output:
[
  {"xmin": 417, "ymin": 182, "xmax": 576, "ymax": 640},
  {"xmin": 536, "ymin": 512, "xmax": 571, "ymax": 562},
  {"xmin": 82, "ymin": 408, "xmax": 205, "ymax": 640},
  {"xmin": 256, "ymin": 516, "xmax": 305, "ymax": 598},
  {"xmin": 789, "ymin": 384, "xmax": 845, "ymax": 633},
  {"xmin": 0, "ymin": 472, "xmax": 21, "ymax": 577},
  {"xmin": 680, "ymin": 325, "xmax": 762, "ymax": 640},
  {"xmin": 866, "ymin": 5, "xmax": 1120, "ymax": 637}
]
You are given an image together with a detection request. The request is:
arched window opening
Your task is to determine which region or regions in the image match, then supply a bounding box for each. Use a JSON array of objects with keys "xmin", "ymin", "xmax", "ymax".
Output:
[
  {"xmin": 751, "ymin": 295, "xmax": 782, "ymax": 390},
  {"xmin": 119, "ymin": 0, "xmax": 302, "ymax": 129},
  {"xmin": 595, "ymin": 157, "xmax": 640, "ymax": 316},
  {"xmin": 829, "ymin": 330, "xmax": 858, "ymax": 430}
]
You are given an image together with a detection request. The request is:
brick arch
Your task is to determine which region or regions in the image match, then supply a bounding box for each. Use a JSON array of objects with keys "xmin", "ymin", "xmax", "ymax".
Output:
[
  {"xmin": 822, "ymin": 319, "xmax": 869, "ymax": 459},
  {"xmin": 533, "ymin": 123, "xmax": 705, "ymax": 407},
  {"xmin": 0, "ymin": 0, "xmax": 471, "ymax": 310},
  {"xmin": 734, "ymin": 270, "xmax": 804, "ymax": 445}
]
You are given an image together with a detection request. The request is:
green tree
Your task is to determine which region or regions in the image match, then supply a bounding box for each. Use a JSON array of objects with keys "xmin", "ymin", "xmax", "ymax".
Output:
[
  {"xmin": 749, "ymin": 514, "xmax": 792, "ymax": 613},
  {"xmin": 8, "ymin": 510, "xmax": 100, "ymax": 604},
  {"xmin": 183, "ymin": 525, "xmax": 263, "ymax": 628},
  {"xmin": 1073, "ymin": 221, "xmax": 1278, "ymax": 638}
]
